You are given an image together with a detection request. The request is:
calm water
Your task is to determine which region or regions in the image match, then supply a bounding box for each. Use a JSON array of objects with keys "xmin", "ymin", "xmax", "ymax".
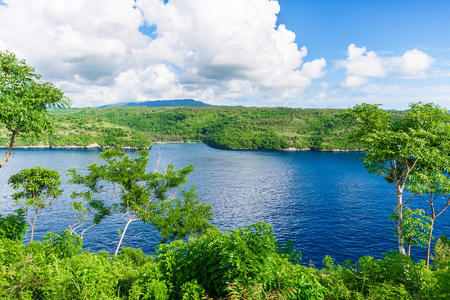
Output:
[{"xmin": 1, "ymin": 143, "xmax": 449, "ymax": 266}]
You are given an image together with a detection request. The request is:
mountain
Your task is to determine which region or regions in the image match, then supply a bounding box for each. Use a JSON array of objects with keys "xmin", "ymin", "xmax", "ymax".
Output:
[{"xmin": 98, "ymin": 99, "xmax": 214, "ymax": 108}]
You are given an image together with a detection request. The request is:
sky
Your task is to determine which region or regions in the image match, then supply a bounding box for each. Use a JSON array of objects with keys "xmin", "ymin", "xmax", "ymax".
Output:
[{"xmin": 0, "ymin": 0, "xmax": 449, "ymax": 109}]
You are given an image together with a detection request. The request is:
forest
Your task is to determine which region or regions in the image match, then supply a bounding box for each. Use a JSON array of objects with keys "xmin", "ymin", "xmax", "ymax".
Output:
[
  {"xmin": 1, "ymin": 51, "xmax": 450, "ymax": 299},
  {"xmin": 1, "ymin": 106, "xmax": 403, "ymax": 151}
]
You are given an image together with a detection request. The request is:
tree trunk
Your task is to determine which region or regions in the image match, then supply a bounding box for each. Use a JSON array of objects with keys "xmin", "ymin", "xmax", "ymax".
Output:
[
  {"xmin": 426, "ymin": 221, "xmax": 434, "ymax": 267},
  {"xmin": 396, "ymin": 190, "xmax": 406, "ymax": 254},
  {"xmin": 30, "ymin": 213, "xmax": 38, "ymax": 243},
  {"xmin": 114, "ymin": 214, "xmax": 134, "ymax": 255},
  {"xmin": 0, "ymin": 128, "xmax": 18, "ymax": 169},
  {"xmin": 407, "ymin": 244, "xmax": 411, "ymax": 256}
]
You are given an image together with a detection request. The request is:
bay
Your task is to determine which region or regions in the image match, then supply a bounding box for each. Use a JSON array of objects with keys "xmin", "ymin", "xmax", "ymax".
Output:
[{"xmin": 1, "ymin": 143, "xmax": 448, "ymax": 266}]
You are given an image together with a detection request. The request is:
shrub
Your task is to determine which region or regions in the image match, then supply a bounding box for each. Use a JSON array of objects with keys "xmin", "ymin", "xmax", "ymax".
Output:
[{"xmin": 0, "ymin": 209, "xmax": 27, "ymax": 241}]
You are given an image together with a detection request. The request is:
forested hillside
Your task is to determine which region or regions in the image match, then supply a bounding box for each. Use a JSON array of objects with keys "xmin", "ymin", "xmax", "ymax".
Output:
[{"xmin": 0, "ymin": 106, "xmax": 405, "ymax": 150}]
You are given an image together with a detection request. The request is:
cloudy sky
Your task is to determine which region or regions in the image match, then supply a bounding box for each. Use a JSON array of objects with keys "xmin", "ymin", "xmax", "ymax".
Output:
[{"xmin": 1, "ymin": 0, "xmax": 449, "ymax": 109}]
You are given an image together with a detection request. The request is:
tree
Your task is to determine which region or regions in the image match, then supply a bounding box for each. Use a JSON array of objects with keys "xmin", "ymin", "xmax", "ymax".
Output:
[
  {"xmin": 400, "ymin": 103, "xmax": 450, "ymax": 266},
  {"xmin": 407, "ymin": 168, "xmax": 450, "ymax": 266},
  {"xmin": 0, "ymin": 50, "xmax": 70, "ymax": 169},
  {"xmin": 68, "ymin": 148, "xmax": 214, "ymax": 255},
  {"xmin": 8, "ymin": 166, "xmax": 63, "ymax": 242},
  {"xmin": 342, "ymin": 102, "xmax": 449, "ymax": 254}
]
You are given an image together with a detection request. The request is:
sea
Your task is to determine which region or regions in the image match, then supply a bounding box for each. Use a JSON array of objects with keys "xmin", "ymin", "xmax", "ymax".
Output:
[{"xmin": 1, "ymin": 143, "xmax": 448, "ymax": 266}]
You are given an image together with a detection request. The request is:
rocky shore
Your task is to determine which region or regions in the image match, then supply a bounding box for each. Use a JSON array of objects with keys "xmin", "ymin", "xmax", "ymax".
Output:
[
  {"xmin": 281, "ymin": 147, "xmax": 364, "ymax": 152},
  {"xmin": 0, "ymin": 143, "xmax": 150, "ymax": 150},
  {"xmin": 1, "ymin": 142, "xmax": 362, "ymax": 152}
]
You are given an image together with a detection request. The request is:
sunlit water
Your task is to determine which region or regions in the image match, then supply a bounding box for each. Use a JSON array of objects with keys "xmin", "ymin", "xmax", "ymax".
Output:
[{"xmin": 1, "ymin": 143, "xmax": 449, "ymax": 266}]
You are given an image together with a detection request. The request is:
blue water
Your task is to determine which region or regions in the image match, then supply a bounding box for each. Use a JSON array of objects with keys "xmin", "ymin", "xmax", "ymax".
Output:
[{"xmin": 1, "ymin": 143, "xmax": 449, "ymax": 266}]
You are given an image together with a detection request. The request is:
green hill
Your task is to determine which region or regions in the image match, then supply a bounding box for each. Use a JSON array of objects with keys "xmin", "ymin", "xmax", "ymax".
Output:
[
  {"xmin": 98, "ymin": 99, "xmax": 214, "ymax": 109},
  {"xmin": 1, "ymin": 106, "xmax": 405, "ymax": 150}
]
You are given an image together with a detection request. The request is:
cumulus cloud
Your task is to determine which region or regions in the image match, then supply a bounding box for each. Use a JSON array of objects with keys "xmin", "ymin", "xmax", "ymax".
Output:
[
  {"xmin": 345, "ymin": 44, "xmax": 387, "ymax": 77},
  {"xmin": 0, "ymin": 0, "xmax": 326, "ymax": 107},
  {"xmin": 339, "ymin": 44, "xmax": 434, "ymax": 88},
  {"xmin": 400, "ymin": 49, "xmax": 435, "ymax": 76}
]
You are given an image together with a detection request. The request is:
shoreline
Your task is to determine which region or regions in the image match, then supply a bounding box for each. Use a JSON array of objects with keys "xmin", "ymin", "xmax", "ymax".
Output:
[
  {"xmin": 0, "ymin": 142, "xmax": 363, "ymax": 152},
  {"xmin": 0, "ymin": 143, "xmax": 149, "ymax": 150},
  {"xmin": 280, "ymin": 147, "xmax": 363, "ymax": 152}
]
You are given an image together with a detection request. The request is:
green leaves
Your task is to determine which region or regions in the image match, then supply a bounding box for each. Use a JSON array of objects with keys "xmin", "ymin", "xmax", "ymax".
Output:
[
  {"xmin": 390, "ymin": 207, "xmax": 433, "ymax": 249},
  {"xmin": 342, "ymin": 102, "xmax": 450, "ymax": 255},
  {"xmin": 69, "ymin": 148, "xmax": 214, "ymax": 253},
  {"xmin": 0, "ymin": 209, "xmax": 28, "ymax": 241},
  {"xmin": 9, "ymin": 166, "xmax": 63, "ymax": 205},
  {"xmin": 8, "ymin": 166, "xmax": 63, "ymax": 242},
  {"xmin": 1, "ymin": 50, "xmax": 70, "ymax": 169},
  {"xmin": 0, "ymin": 51, "xmax": 70, "ymax": 134}
]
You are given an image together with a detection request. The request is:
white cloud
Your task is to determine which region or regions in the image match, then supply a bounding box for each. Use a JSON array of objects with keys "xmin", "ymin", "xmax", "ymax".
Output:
[
  {"xmin": 340, "ymin": 75, "xmax": 369, "ymax": 88},
  {"xmin": 400, "ymin": 49, "xmax": 435, "ymax": 76},
  {"xmin": 0, "ymin": 0, "xmax": 326, "ymax": 107},
  {"xmin": 300, "ymin": 58, "xmax": 327, "ymax": 79},
  {"xmin": 0, "ymin": 0, "xmax": 147, "ymax": 83},
  {"xmin": 345, "ymin": 44, "xmax": 387, "ymax": 78},
  {"xmin": 339, "ymin": 44, "xmax": 435, "ymax": 88}
]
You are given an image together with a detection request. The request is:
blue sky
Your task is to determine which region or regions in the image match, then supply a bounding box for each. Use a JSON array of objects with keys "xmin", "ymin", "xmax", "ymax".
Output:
[
  {"xmin": 278, "ymin": 1, "xmax": 450, "ymax": 59},
  {"xmin": 0, "ymin": 0, "xmax": 449, "ymax": 109}
]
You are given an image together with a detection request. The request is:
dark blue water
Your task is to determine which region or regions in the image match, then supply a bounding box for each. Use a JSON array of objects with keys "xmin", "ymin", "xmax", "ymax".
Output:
[{"xmin": 1, "ymin": 143, "xmax": 449, "ymax": 266}]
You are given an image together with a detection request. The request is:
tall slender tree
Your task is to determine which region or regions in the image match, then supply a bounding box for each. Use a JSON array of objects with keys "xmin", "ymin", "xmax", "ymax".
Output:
[
  {"xmin": 342, "ymin": 102, "xmax": 450, "ymax": 254},
  {"xmin": 407, "ymin": 168, "xmax": 450, "ymax": 266}
]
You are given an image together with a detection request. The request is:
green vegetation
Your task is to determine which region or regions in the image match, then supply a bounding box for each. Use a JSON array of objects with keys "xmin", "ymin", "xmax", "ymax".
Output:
[
  {"xmin": 2, "ymin": 50, "xmax": 450, "ymax": 298},
  {"xmin": 68, "ymin": 149, "xmax": 214, "ymax": 254},
  {"xmin": 0, "ymin": 50, "xmax": 69, "ymax": 169},
  {"xmin": 2, "ymin": 106, "xmax": 401, "ymax": 150},
  {"xmin": 8, "ymin": 166, "xmax": 63, "ymax": 242},
  {"xmin": 1, "ymin": 217, "xmax": 450, "ymax": 299},
  {"xmin": 343, "ymin": 102, "xmax": 450, "ymax": 265}
]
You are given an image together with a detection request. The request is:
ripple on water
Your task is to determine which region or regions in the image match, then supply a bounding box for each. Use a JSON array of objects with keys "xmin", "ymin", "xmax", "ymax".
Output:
[{"xmin": 0, "ymin": 145, "xmax": 447, "ymax": 266}]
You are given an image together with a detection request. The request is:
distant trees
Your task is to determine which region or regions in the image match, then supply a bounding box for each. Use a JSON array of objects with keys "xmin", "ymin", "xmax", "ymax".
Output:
[
  {"xmin": 0, "ymin": 50, "xmax": 70, "ymax": 169},
  {"xmin": 343, "ymin": 102, "xmax": 450, "ymax": 256},
  {"xmin": 68, "ymin": 149, "xmax": 214, "ymax": 255},
  {"xmin": 1, "ymin": 105, "xmax": 369, "ymax": 150}
]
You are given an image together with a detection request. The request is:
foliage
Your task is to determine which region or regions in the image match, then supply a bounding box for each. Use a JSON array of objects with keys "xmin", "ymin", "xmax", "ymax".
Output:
[
  {"xmin": 319, "ymin": 251, "xmax": 436, "ymax": 299},
  {"xmin": 150, "ymin": 186, "xmax": 216, "ymax": 244},
  {"xmin": 8, "ymin": 166, "xmax": 63, "ymax": 242},
  {"xmin": 389, "ymin": 207, "xmax": 433, "ymax": 254},
  {"xmin": 1, "ymin": 225, "xmax": 450, "ymax": 299},
  {"xmin": 0, "ymin": 106, "xmax": 373, "ymax": 150},
  {"xmin": 405, "ymin": 136, "xmax": 450, "ymax": 265},
  {"xmin": 433, "ymin": 235, "xmax": 450, "ymax": 270},
  {"xmin": 0, "ymin": 50, "xmax": 70, "ymax": 169},
  {"xmin": 68, "ymin": 148, "xmax": 214, "ymax": 254},
  {"xmin": 0, "ymin": 209, "xmax": 27, "ymax": 241},
  {"xmin": 342, "ymin": 102, "xmax": 450, "ymax": 255},
  {"xmin": 156, "ymin": 222, "xmax": 324, "ymax": 299},
  {"xmin": 42, "ymin": 230, "xmax": 83, "ymax": 260}
]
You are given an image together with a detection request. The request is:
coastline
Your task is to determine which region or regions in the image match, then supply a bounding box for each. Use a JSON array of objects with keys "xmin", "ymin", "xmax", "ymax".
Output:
[
  {"xmin": 280, "ymin": 147, "xmax": 364, "ymax": 152},
  {"xmin": 0, "ymin": 143, "xmax": 149, "ymax": 150},
  {"xmin": 0, "ymin": 142, "xmax": 363, "ymax": 152}
]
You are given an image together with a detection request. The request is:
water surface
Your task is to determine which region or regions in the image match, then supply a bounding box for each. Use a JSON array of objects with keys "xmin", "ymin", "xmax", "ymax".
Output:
[{"xmin": 1, "ymin": 143, "xmax": 448, "ymax": 266}]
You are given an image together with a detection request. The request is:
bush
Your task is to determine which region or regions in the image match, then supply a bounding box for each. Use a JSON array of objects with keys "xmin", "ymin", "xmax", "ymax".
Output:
[
  {"xmin": 42, "ymin": 230, "xmax": 83, "ymax": 260},
  {"xmin": 0, "ymin": 209, "xmax": 27, "ymax": 241},
  {"xmin": 156, "ymin": 222, "xmax": 324, "ymax": 299},
  {"xmin": 433, "ymin": 235, "xmax": 450, "ymax": 270}
]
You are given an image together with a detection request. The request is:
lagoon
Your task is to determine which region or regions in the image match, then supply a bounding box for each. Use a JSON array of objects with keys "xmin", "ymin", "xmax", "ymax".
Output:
[{"xmin": 1, "ymin": 143, "xmax": 447, "ymax": 266}]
